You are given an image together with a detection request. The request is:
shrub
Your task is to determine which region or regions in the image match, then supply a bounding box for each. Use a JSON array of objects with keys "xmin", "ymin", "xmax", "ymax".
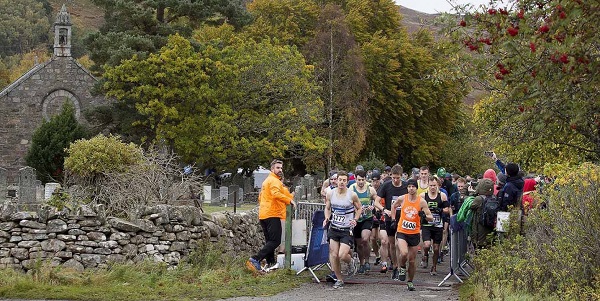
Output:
[
  {"xmin": 64, "ymin": 134, "xmax": 143, "ymax": 180},
  {"xmin": 468, "ymin": 162, "xmax": 600, "ymax": 300},
  {"xmin": 94, "ymin": 148, "xmax": 205, "ymax": 218}
]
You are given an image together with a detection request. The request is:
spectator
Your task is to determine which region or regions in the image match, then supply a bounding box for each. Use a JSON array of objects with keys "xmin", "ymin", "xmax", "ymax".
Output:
[
  {"xmin": 522, "ymin": 178, "xmax": 537, "ymax": 215},
  {"xmin": 470, "ymin": 178, "xmax": 495, "ymax": 249},
  {"xmin": 246, "ymin": 159, "xmax": 295, "ymax": 273},
  {"xmin": 483, "ymin": 169, "xmax": 499, "ymax": 195},
  {"xmin": 496, "ymin": 172, "xmax": 507, "ymax": 198},
  {"xmin": 498, "ymin": 163, "xmax": 524, "ymax": 212},
  {"xmin": 449, "ymin": 177, "xmax": 469, "ymax": 213}
]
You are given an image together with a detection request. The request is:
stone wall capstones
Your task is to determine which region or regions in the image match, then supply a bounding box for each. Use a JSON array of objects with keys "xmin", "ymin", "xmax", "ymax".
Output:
[{"xmin": 0, "ymin": 202, "xmax": 263, "ymax": 271}]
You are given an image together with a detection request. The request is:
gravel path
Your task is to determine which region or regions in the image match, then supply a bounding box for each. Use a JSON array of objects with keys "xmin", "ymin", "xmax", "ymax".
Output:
[{"xmin": 225, "ymin": 259, "xmax": 463, "ymax": 301}]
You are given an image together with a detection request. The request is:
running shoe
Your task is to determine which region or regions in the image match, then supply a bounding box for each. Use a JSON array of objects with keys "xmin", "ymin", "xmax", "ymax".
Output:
[
  {"xmin": 326, "ymin": 272, "xmax": 337, "ymax": 282},
  {"xmin": 420, "ymin": 257, "xmax": 428, "ymax": 269},
  {"xmin": 364, "ymin": 262, "xmax": 371, "ymax": 271},
  {"xmin": 333, "ymin": 279, "xmax": 344, "ymax": 289},
  {"xmin": 391, "ymin": 268, "xmax": 399, "ymax": 280},
  {"xmin": 263, "ymin": 262, "xmax": 280, "ymax": 272},
  {"xmin": 347, "ymin": 258, "xmax": 357, "ymax": 276},
  {"xmin": 398, "ymin": 267, "xmax": 406, "ymax": 281},
  {"xmin": 380, "ymin": 262, "xmax": 388, "ymax": 273},
  {"xmin": 374, "ymin": 257, "xmax": 381, "ymax": 266},
  {"xmin": 357, "ymin": 264, "xmax": 365, "ymax": 274},
  {"xmin": 430, "ymin": 267, "xmax": 438, "ymax": 276},
  {"xmin": 407, "ymin": 281, "xmax": 415, "ymax": 291},
  {"xmin": 245, "ymin": 258, "xmax": 262, "ymax": 273}
]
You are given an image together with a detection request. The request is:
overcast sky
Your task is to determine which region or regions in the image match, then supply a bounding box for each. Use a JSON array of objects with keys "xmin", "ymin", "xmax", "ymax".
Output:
[{"xmin": 394, "ymin": 0, "xmax": 497, "ymax": 14}]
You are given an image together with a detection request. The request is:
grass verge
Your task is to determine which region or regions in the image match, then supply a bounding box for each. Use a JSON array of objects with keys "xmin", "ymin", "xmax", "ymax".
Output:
[{"xmin": 0, "ymin": 241, "xmax": 311, "ymax": 301}]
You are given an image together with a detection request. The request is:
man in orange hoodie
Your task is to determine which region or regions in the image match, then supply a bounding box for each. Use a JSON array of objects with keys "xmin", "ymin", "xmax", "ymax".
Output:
[{"xmin": 246, "ymin": 159, "xmax": 295, "ymax": 273}]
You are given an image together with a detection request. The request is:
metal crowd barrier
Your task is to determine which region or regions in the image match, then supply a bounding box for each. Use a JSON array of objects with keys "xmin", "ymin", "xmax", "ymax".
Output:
[
  {"xmin": 439, "ymin": 215, "xmax": 474, "ymax": 286},
  {"xmin": 294, "ymin": 201, "xmax": 326, "ymax": 241}
]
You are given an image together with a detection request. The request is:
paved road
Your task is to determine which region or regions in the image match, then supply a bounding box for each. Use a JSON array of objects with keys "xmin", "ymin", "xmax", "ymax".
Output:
[{"xmin": 225, "ymin": 259, "xmax": 463, "ymax": 301}]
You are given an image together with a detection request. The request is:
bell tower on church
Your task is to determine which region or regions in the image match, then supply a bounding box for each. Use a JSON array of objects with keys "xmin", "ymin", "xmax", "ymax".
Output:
[{"xmin": 53, "ymin": 4, "xmax": 72, "ymax": 57}]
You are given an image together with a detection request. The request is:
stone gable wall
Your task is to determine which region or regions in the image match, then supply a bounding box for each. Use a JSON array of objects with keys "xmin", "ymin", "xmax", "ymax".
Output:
[
  {"xmin": 0, "ymin": 202, "xmax": 263, "ymax": 271},
  {"xmin": 0, "ymin": 57, "xmax": 108, "ymax": 183}
]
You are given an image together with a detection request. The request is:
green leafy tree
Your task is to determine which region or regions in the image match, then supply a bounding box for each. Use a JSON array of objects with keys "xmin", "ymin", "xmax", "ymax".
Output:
[
  {"xmin": 0, "ymin": 61, "xmax": 10, "ymax": 89},
  {"xmin": 25, "ymin": 102, "xmax": 87, "ymax": 183},
  {"xmin": 303, "ymin": 4, "xmax": 370, "ymax": 172},
  {"xmin": 438, "ymin": 105, "xmax": 491, "ymax": 176},
  {"xmin": 101, "ymin": 33, "xmax": 326, "ymax": 172},
  {"xmin": 84, "ymin": 0, "xmax": 251, "ymax": 70},
  {"xmin": 245, "ymin": 0, "xmax": 320, "ymax": 47},
  {"xmin": 244, "ymin": 0, "xmax": 468, "ymax": 169},
  {"xmin": 360, "ymin": 30, "xmax": 466, "ymax": 167},
  {"xmin": 440, "ymin": 0, "xmax": 599, "ymax": 171},
  {"xmin": 0, "ymin": 0, "xmax": 50, "ymax": 57}
]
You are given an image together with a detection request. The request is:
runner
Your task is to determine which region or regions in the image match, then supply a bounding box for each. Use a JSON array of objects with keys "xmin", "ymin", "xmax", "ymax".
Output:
[
  {"xmin": 391, "ymin": 178, "xmax": 434, "ymax": 291},
  {"xmin": 349, "ymin": 170, "xmax": 378, "ymax": 274},
  {"xmin": 373, "ymin": 164, "xmax": 407, "ymax": 280},
  {"xmin": 323, "ymin": 170, "xmax": 363, "ymax": 289},
  {"xmin": 417, "ymin": 166, "xmax": 430, "ymax": 195},
  {"xmin": 419, "ymin": 176, "xmax": 450, "ymax": 276},
  {"xmin": 369, "ymin": 170, "xmax": 382, "ymax": 266}
]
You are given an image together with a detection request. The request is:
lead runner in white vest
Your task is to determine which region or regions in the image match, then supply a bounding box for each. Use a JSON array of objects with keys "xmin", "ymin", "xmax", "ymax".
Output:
[{"xmin": 323, "ymin": 171, "xmax": 362, "ymax": 289}]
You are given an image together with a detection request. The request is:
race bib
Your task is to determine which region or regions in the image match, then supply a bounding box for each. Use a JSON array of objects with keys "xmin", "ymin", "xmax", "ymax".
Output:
[
  {"xmin": 401, "ymin": 220, "xmax": 417, "ymax": 230},
  {"xmin": 331, "ymin": 211, "xmax": 349, "ymax": 227},
  {"xmin": 431, "ymin": 213, "xmax": 443, "ymax": 227}
]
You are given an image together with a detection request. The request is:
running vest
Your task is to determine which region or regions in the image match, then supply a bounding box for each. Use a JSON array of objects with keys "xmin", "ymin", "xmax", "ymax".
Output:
[
  {"xmin": 330, "ymin": 188, "xmax": 355, "ymax": 229},
  {"xmin": 397, "ymin": 194, "xmax": 423, "ymax": 235},
  {"xmin": 351, "ymin": 183, "xmax": 373, "ymax": 222},
  {"xmin": 417, "ymin": 180, "xmax": 428, "ymax": 195},
  {"xmin": 423, "ymin": 192, "xmax": 444, "ymax": 228}
]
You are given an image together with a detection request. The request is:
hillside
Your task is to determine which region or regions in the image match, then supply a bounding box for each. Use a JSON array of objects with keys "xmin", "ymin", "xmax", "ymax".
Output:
[
  {"xmin": 398, "ymin": 5, "xmax": 440, "ymax": 33},
  {"xmin": 46, "ymin": 2, "xmax": 440, "ymax": 37},
  {"xmin": 47, "ymin": 0, "xmax": 104, "ymax": 32}
]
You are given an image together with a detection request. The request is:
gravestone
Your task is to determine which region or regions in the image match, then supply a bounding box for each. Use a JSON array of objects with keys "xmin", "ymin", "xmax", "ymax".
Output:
[
  {"xmin": 18, "ymin": 167, "xmax": 37, "ymax": 203},
  {"xmin": 45, "ymin": 183, "xmax": 61, "ymax": 200},
  {"xmin": 227, "ymin": 185, "xmax": 239, "ymax": 206},
  {"xmin": 210, "ymin": 188, "xmax": 221, "ymax": 205},
  {"xmin": 0, "ymin": 167, "xmax": 6, "ymax": 202},
  {"xmin": 35, "ymin": 180, "xmax": 44, "ymax": 202},
  {"xmin": 306, "ymin": 176, "xmax": 316, "ymax": 200},
  {"xmin": 219, "ymin": 186, "xmax": 228, "ymax": 202},
  {"xmin": 203, "ymin": 185, "xmax": 212, "ymax": 204}
]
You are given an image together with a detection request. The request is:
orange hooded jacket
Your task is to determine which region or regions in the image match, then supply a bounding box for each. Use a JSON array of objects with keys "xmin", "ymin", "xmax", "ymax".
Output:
[{"xmin": 258, "ymin": 172, "xmax": 294, "ymax": 220}]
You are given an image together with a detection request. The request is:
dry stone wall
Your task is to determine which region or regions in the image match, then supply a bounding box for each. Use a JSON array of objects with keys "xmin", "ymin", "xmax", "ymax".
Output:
[{"xmin": 0, "ymin": 202, "xmax": 263, "ymax": 271}]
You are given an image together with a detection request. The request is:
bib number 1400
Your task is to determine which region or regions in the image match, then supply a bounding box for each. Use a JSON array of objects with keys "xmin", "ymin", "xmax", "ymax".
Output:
[{"xmin": 402, "ymin": 220, "xmax": 416, "ymax": 230}]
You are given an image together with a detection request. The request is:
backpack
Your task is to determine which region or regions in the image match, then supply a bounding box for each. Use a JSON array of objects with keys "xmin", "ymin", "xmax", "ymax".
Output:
[
  {"xmin": 456, "ymin": 196, "xmax": 474, "ymax": 223},
  {"xmin": 480, "ymin": 195, "xmax": 500, "ymax": 228}
]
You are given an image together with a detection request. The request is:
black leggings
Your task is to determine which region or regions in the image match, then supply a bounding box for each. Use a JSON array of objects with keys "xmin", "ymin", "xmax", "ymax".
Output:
[{"xmin": 253, "ymin": 217, "xmax": 282, "ymax": 264}]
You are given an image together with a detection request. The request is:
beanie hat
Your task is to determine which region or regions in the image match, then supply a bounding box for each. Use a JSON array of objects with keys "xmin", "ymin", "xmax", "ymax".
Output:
[
  {"xmin": 371, "ymin": 170, "xmax": 381, "ymax": 180},
  {"xmin": 407, "ymin": 178, "xmax": 418, "ymax": 187},
  {"xmin": 506, "ymin": 163, "xmax": 519, "ymax": 177},
  {"xmin": 437, "ymin": 167, "xmax": 446, "ymax": 178}
]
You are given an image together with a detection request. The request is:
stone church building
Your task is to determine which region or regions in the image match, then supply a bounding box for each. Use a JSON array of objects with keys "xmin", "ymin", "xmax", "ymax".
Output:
[{"xmin": 0, "ymin": 5, "xmax": 109, "ymax": 183}]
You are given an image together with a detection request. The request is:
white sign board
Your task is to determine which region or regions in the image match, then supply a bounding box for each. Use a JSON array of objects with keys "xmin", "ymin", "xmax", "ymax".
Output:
[{"xmin": 496, "ymin": 211, "xmax": 511, "ymax": 232}]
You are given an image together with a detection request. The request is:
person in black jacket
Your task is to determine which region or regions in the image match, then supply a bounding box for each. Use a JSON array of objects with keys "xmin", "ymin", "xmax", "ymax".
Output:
[{"xmin": 498, "ymin": 163, "xmax": 524, "ymax": 211}]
